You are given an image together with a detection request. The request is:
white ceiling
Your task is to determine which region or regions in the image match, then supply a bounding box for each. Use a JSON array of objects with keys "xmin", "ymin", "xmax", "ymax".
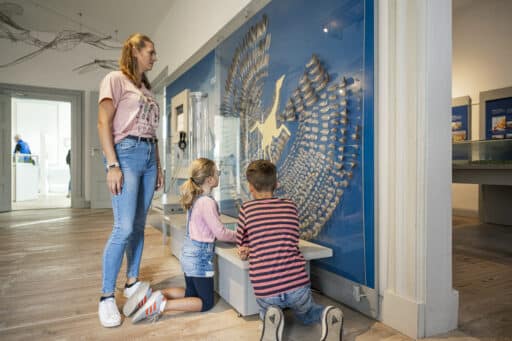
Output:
[
  {"xmin": 1, "ymin": 0, "xmax": 173, "ymax": 43},
  {"xmin": 0, "ymin": 0, "xmax": 176, "ymax": 89}
]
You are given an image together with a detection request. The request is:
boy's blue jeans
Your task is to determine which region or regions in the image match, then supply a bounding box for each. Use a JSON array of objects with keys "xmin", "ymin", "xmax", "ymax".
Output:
[
  {"xmin": 255, "ymin": 285, "xmax": 324, "ymax": 325},
  {"xmin": 101, "ymin": 138, "xmax": 157, "ymax": 294}
]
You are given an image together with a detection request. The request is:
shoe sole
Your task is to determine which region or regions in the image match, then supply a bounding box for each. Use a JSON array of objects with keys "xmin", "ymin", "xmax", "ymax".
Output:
[
  {"xmin": 321, "ymin": 306, "xmax": 344, "ymax": 341},
  {"xmin": 123, "ymin": 282, "xmax": 151, "ymax": 317},
  {"xmin": 260, "ymin": 305, "xmax": 284, "ymax": 341},
  {"xmin": 100, "ymin": 318, "xmax": 121, "ymax": 328}
]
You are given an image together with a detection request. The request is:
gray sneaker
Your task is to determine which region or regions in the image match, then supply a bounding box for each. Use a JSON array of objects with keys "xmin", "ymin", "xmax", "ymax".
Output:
[
  {"xmin": 131, "ymin": 290, "xmax": 167, "ymax": 323},
  {"xmin": 123, "ymin": 281, "xmax": 151, "ymax": 317},
  {"xmin": 320, "ymin": 306, "xmax": 343, "ymax": 341},
  {"xmin": 260, "ymin": 305, "xmax": 284, "ymax": 341}
]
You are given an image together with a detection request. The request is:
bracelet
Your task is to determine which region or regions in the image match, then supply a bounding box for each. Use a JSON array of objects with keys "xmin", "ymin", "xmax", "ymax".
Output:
[{"xmin": 106, "ymin": 162, "xmax": 120, "ymax": 171}]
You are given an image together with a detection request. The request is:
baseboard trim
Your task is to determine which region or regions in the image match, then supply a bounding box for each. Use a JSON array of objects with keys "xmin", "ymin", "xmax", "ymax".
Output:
[
  {"xmin": 381, "ymin": 290, "xmax": 423, "ymax": 338},
  {"xmin": 452, "ymin": 208, "xmax": 478, "ymax": 218},
  {"xmin": 310, "ymin": 266, "xmax": 378, "ymax": 318}
]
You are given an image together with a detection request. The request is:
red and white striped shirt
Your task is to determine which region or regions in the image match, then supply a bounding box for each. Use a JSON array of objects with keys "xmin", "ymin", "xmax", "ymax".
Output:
[{"xmin": 236, "ymin": 198, "xmax": 310, "ymax": 298}]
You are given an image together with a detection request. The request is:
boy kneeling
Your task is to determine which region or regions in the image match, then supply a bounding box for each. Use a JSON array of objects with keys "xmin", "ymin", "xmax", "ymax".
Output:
[{"xmin": 236, "ymin": 160, "xmax": 343, "ymax": 341}]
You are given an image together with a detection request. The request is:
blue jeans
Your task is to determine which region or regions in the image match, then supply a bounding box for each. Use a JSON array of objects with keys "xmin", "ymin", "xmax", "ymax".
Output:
[
  {"xmin": 101, "ymin": 138, "xmax": 157, "ymax": 294},
  {"xmin": 256, "ymin": 285, "xmax": 324, "ymax": 325}
]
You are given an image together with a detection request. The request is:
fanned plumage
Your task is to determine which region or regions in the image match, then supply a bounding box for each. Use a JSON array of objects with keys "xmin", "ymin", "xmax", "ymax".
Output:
[{"xmin": 221, "ymin": 15, "xmax": 362, "ymax": 238}]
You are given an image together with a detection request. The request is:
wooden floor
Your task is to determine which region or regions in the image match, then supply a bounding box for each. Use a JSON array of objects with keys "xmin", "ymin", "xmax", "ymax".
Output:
[
  {"xmin": 12, "ymin": 193, "xmax": 70, "ymax": 211},
  {"xmin": 453, "ymin": 216, "xmax": 512, "ymax": 339},
  {"xmin": 0, "ymin": 209, "xmax": 510, "ymax": 340}
]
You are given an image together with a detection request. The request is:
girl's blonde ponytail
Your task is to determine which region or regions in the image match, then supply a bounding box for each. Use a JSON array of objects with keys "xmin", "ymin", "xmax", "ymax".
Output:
[{"xmin": 179, "ymin": 158, "xmax": 216, "ymax": 210}]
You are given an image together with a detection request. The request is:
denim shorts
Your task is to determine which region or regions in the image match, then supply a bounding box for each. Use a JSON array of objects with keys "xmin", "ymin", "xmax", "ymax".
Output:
[
  {"xmin": 180, "ymin": 236, "xmax": 215, "ymax": 277},
  {"xmin": 256, "ymin": 285, "xmax": 324, "ymax": 325}
]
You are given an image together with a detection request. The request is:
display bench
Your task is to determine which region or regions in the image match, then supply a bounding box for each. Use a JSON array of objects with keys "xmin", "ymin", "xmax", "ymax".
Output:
[
  {"xmin": 12, "ymin": 158, "xmax": 39, "ymax": 202},
  {"xmin": 164, "ymin": 213, "xmax": 333, "ymax": 316},
  {"xmin": 453, "ymin": 139, "xmax": 512, "ymax": 185},
  {"xmin": 452, "ymin": 139, "xmax": 512, "ymax": 225}
]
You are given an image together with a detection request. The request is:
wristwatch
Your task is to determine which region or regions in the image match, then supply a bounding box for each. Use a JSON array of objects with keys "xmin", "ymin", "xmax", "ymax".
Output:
[{"xmin": 107, "ymin": 162, "xmax": 120, "ymax": 171}]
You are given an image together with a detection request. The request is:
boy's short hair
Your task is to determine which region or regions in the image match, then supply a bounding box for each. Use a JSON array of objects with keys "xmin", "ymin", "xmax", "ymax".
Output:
[{"xmin": 246, "ymin": 160, "xmax": 277, "ymax": 192}]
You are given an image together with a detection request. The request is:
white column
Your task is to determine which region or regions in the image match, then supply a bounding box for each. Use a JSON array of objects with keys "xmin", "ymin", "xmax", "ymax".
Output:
[{"xmin": 377, "ymin": 0, "xmax": 458, "ymax": 338}]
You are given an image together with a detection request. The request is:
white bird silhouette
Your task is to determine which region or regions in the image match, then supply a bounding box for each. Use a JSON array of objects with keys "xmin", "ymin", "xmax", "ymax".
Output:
[{"xmin": 249, "ymin": 75, "xmax": 290, "ymax": 161}]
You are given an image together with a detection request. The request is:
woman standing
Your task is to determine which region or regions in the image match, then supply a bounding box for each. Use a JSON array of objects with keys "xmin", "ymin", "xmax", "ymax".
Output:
[{"xmin": 97, "ymin": 33, "xmax": 162, "ymax": 327}]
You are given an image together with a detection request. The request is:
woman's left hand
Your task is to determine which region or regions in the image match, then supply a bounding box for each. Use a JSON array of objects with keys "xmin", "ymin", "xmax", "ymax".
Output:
[{"xmin": 155, "ymin": 167, "xmax": 164, "ymax": 190}]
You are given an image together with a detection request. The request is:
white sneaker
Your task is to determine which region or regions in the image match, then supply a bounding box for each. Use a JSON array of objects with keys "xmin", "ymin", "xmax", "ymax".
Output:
[
  {"xmin": 260, "ymin": 305, "xmax": 284, "ymax": 341},
  {"xmin": 320, "ymin": 306, "xmax": 344, "ymax": 341},
  {"xmin": 123, "ymin": 281, "xmax": 152, "ymax": 316},
  {"xmin": 98, "ymin": 297, "xmax": 121, "ymax": 328},
  {"xmin": 124, "ymin": 281, "xmax": 143, "ymax": 298},
  {"xmin": 131, "ymin": 291, "xmax": 167, "ymax": 323}
]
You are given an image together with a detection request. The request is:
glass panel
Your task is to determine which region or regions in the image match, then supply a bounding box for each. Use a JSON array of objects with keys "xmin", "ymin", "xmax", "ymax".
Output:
[
  {"xmin": 215, "ymin": 0, "xmax": 374, "ymax": 287},
  {"xmin": 453, "ymin": 139, "xmax": 512, "ymax": 164},
  {"xmin": 164, "ymin": 0, "xmax": 375, "ymax": 288},
  {"xmin": 164, "ymin": 52, "xmax": 217, "ymax": 195}
]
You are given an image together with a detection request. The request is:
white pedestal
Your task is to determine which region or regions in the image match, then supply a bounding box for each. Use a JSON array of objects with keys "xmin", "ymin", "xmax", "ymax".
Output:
[{"xmin": 13, "ymin": 162, "xmax": 39, "ymax": 201}]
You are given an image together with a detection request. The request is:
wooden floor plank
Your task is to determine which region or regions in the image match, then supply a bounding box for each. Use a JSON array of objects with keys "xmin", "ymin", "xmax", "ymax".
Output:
[{"xmin": 0, "ymin": 209, "xmax": 510, "ymax": 340}]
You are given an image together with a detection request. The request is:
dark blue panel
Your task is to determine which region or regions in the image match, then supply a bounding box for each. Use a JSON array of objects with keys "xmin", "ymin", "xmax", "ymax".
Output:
[
  {"xmin": 362, "ymin": 0, "xmax": 374, "ymax": 288},
  {"xmin": 485, "ymin": 97, "xmax": 512, "ymax": 140},
  {"xmin": 452, "ymin": 105, "xmax": 470, "ymax": 143}
]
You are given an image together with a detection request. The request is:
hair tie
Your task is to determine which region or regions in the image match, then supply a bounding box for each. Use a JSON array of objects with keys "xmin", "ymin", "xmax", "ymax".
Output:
[{"xmin": 190, "ymin": 177, "xmax": 196, "ymax": 184}]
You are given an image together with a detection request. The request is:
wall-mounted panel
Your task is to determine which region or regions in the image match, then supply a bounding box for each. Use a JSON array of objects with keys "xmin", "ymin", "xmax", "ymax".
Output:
[{"xmin": 165, "ymin": 0, "xmax": 375, "ymax": 291}]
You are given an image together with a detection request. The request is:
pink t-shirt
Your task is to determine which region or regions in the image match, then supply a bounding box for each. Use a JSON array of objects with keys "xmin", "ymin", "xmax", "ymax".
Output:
[
  {"xmin": 189, "ymin": 196, "xmax": 236, "ymax": 243},
  {"xmin": 98, "ymin": 71, "xmax": 160, "ymax": 144}
]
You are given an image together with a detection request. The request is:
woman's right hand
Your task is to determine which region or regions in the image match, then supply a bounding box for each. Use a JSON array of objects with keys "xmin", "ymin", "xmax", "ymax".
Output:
[{"xmin": 107, "ymin": 167, "xmax": 123, "ymax": 195}]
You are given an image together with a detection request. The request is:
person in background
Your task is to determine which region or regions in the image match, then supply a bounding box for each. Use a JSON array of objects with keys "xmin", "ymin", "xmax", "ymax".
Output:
[
  {"xmin": 96, "ymin": 33, "xmax": 162, "ymax": 328},
  {"xmin": 236, "ymin": 160, "xmax": 344, "ymax": 341},
  {"xmin": 66, "ymin": 149, "xmax": 71, "ymax": 198},
  {"xmin": 13, "ymin": 134, "xmax": 32, "ymax": 163}
]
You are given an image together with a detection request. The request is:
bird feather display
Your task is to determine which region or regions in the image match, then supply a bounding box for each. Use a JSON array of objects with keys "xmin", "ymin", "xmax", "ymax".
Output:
[{"xmin": 220, "ymin": 15, "xmax": 362, "ymax": 239}]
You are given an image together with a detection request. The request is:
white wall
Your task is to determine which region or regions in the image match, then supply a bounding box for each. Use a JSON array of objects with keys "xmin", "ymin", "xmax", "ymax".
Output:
[
  {"xmin": 452, "ymin": 0, "xmax": 512, "ymax": 216},
  {"xmin": 148, "ymin": 0, "xmax": 253, "ymax": 82}
]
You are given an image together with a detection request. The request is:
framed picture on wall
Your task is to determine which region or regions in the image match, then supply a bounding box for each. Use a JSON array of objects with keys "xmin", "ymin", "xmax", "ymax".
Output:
[
  {"xmin": 479, "ymin": 86, "xmax": 512, "ymax": 140},
  {"xmin": 452, "ymin": 96, "xmax": 471, "ymax": 142}
]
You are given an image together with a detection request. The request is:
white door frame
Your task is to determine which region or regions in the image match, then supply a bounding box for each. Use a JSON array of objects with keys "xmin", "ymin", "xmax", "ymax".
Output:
[
  {"xmin": 0, "ymin": 83, "xmax": 88, "ymax": 209},
  {"xmin": 0, "ymin": 93, "xmax": 11, "ymax": 212},
  {"xmin": 376, "ymin": 0, "xmax": 458, "ymax": 338}
]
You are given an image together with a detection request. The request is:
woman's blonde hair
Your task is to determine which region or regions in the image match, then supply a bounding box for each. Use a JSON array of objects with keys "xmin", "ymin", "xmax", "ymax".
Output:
[
  {"xmin": 119, "ymin": 33, "xmax": 153, "ymax": 89},
  {"xmin": 180, "ymin": 158, "xmax": 216, "ymax": 210}
]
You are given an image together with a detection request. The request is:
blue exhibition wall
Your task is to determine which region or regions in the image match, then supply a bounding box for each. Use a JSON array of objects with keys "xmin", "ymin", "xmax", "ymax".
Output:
[{"xmin": 166, "ymin": 0, "xmax": 374, "ymax": 288}]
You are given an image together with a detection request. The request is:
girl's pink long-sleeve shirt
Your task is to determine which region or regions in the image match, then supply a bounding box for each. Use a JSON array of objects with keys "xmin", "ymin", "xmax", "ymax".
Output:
[{"xmin": 188, "ymin": 196, "xmax": 236, "ymax": 243}]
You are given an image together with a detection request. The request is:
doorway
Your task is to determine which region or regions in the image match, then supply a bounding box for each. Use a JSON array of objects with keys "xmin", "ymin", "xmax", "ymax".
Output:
[
  {"xmin": 0, "ymin": 83, "xmax": 86, "ymax": 213},
  {"xmin": 11, "ymin": 97, "xmax": 71, "ymax": 210},
  {"xmin": 451, "ymin": 0, "xmax": 512, "ymax": 338}
]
